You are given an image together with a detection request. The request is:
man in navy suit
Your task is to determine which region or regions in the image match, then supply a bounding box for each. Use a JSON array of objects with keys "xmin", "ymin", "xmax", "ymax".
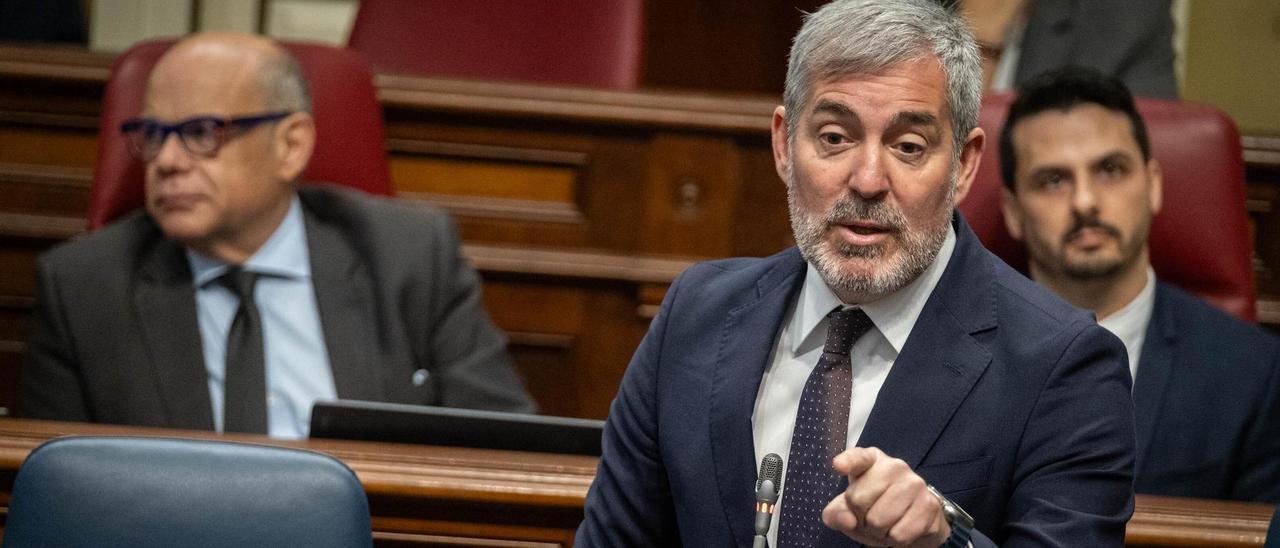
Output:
[
  {"xmin": 576, "ymin": 1, "xmax": 1135, "ymax": 546},
  {"xmin": 998, "ymin": 67, "xmax": 1280, "ymax": 502}
]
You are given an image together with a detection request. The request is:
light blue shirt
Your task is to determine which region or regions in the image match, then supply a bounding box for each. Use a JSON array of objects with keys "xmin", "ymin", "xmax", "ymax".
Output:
[{"xmin": 187, "ymin": 196, "xmax": 337, "ymax": 439}]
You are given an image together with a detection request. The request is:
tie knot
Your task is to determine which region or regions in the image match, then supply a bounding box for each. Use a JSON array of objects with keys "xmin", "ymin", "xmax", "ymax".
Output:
[
  {"xmin": 823, "ymin": 307, "xmax": 873, "ymax": 355},
  {"xmin": 218, "ymin": 267, "xmax": 259, "ymax": 301}
]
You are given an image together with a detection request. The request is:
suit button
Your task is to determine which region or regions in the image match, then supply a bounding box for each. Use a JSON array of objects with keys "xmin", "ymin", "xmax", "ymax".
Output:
[{"xmin": 411, "ymin": 369, "xmax": 430, "ymax": 386}]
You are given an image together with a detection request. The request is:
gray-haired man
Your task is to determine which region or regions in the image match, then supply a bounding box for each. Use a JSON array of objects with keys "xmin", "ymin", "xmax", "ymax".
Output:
[{"xmin": 576, "ymin": 1, "xmax": 1134, "ymax": 546}]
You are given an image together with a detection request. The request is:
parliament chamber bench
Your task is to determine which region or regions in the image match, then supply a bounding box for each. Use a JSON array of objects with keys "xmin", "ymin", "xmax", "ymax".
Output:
[
  {"xmin": 0, "ymin": 418, "xmax": 1271, "ymax": 547},
  {"xmin": 2, "ymin": 42, "xmax": 1279, "ymax": 424}
]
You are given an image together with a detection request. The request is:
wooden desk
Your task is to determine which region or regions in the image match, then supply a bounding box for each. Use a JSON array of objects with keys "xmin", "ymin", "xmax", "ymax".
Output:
[
  {"xmin": 0, "ymin": 419, "xmax": 1272, "ymax": 547},
  {"xmin": 0, "ymin": 418, "xmax": 597, "ymax": 547}
]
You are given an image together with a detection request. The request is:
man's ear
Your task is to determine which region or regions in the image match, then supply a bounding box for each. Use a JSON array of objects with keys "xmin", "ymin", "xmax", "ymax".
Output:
[
  {"xmin": 952, "ymin": 127, "xmax": 985, "ymax": 204},
  {"xmin": 771, "ymin": 106, "xmax": 792, "ymax": 185},
  {"xmin": 275, "ymin": 112, "xmax": 316, "ymax": 182},
  {"xmin": 1146, "ymin": 157, "xmax": 1163, "ymax": 216},
  {"xmin": 999, "ymin": 186, "xmax": 1025, "ymax": 241}
]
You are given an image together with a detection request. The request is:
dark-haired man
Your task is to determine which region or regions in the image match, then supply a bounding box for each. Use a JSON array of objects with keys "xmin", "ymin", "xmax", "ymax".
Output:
[
  {"xmin": 21, "ymin": 32, "xmax": 535, "ymax": 439},
  {"xmin": 999, "ymin": 66, "xmax": 1280, "ymax": 502}
]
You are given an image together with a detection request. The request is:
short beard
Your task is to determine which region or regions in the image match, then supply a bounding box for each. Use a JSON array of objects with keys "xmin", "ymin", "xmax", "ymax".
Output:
[
  {"xmin": 1058, "ymin": 211, "xmax": 1150, "ymax": 280},
  {"xmin": 788, "ymin": 178, "xmax": 954, "ymax": 302},
  {"xmin": 1063, "ymin": 255, "xmax": 1125, "ymax": 279}
]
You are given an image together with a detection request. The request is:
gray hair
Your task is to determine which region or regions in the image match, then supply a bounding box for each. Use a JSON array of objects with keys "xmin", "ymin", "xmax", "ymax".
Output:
[
  {"xmin": 257, "ymin": 48, "xmax": 312, "ymax": 114},
  {"xmin": 783, "ymin": 0, "xmax": 981, "ymax": 156}
]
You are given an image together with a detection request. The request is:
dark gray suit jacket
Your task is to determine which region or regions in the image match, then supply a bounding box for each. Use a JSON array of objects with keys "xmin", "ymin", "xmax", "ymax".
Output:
[
  {"xmin": 1015, "ymin": 0, "xmax": 1178, "ymax": 98},
  {"xmin": 20, "ymin": 185, "xmax": 535, "ymax": 428},
  {"xmin": 1134, "ymin": 281, "xmax": 1280, "ymax": 502}
]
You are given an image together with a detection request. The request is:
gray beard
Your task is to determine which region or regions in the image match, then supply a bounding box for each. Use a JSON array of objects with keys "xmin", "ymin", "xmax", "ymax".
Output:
[{"xmin": 787, "ymin": 180, "xmax": 954, "ymax": 302}]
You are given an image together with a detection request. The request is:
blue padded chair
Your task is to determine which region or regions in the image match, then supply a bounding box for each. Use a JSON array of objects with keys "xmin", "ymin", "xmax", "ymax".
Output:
[{"xmin": 1, "ymin": 436, "xmax": 372, "ymax": 548}]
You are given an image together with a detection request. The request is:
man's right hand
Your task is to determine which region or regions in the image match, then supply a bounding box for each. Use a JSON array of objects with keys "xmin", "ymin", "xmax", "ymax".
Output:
[{"xmin": 821, "ymin": 447, "xmax": 951, "ymax": 548}]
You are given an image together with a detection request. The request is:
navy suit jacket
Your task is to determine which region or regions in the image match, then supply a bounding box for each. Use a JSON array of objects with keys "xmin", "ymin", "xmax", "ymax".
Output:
[
  {"xmin": 1133, "ymin": 282, "xmax": 1280, "ymax": 502},
  {"xmin": 577, "ymin": 215, "xmax": 1135, "ymax": 547}
]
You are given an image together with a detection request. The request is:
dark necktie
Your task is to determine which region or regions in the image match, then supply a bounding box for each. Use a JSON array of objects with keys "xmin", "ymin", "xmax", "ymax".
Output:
[
  {"xmin": 219, "ymin": 267, "xmax": 268, "ymax": 434},
  {"xmin": 777, "ymin": 307, "xmax": 874, "ymax": 547}
]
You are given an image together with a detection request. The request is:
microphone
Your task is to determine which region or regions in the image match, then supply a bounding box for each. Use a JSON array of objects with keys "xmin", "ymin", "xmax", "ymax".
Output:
[{"xmin": 752, "ymin": 453, "xmax": 784, "ymax": 548}]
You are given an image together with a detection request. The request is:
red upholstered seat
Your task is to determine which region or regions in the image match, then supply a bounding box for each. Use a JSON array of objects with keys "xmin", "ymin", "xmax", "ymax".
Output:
[
  {"xmin": 959, "ymin": 93, "xmax": 1256, "ymax": 321},
  {"xmin": 346, "ymin": 0, "xmax": 645, "ymax": 89},
  {"xmin": 88, "ymin": 39, "xmax": 392, "ymax": 230}
]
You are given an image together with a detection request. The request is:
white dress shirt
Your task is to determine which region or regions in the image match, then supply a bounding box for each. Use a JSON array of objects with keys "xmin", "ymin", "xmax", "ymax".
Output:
[
  {"xmin": 753, "ymin": 225, "xmax": 957, "ymax": 544},
  {"xmin": 188, "ymin": 196, "xmax": 337, "ymax": 439},
  {"xmin": 1097, "ymin": 267, "xmax": 1156, "ymax": 382}
]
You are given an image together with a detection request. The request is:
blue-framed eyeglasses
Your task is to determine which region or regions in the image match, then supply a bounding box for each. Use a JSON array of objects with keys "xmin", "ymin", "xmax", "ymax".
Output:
[{"xmin": 120, "ymin": 111, "xmax": 294, "ymax": 162}]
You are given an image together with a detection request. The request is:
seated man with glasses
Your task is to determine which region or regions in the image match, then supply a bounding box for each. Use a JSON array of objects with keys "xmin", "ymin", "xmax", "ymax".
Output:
[{"xmin": 20, "ymin": 32, "xmax": 536, "ymax": 438}]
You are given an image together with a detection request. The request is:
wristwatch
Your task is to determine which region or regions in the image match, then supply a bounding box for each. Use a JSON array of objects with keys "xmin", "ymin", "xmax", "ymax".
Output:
[{"xmin": 927, "ymin": 484, "xmax": 974, "ymax": 548}]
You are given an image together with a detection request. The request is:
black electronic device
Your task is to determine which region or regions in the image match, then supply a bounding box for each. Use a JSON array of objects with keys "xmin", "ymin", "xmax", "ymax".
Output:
[{"xmin": 310, "ymin": 399, "xmax": 605, "ymax": 456}]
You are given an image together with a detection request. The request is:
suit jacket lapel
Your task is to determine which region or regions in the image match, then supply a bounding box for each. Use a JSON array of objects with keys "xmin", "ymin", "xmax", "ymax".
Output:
[
  {"xmin": 1132, "ymin": 282, "xmax": 1175, "ymax": 473},
  {"xmin": 303, "ymin": 203, "xmax": 385, "ymax": 401},
  {"xmin": 134, "ymin": 234, "xmax": 215, "ymax": 430},
  {"xmin": 812, "ymin": 216, "xmax": 994, "ymax": 547},
  {"xmin": 855, "ymin": 216, "xmax": 994, "ymax": 469},
  {"xmin": 709, "ymin": 249, "xmax": 807, "ymax": 548}
]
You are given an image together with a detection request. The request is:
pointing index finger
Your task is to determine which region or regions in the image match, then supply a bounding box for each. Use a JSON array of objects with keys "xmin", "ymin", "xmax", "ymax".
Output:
[{"xmin": 833, "ymin": 447, "xmax": 879, "ymax": 479}]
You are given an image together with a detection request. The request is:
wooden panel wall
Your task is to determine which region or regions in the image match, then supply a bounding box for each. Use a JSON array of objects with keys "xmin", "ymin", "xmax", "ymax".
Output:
[{"xmin": 1, "ymin": 43, "xmax": 1278, "ymax": 423}]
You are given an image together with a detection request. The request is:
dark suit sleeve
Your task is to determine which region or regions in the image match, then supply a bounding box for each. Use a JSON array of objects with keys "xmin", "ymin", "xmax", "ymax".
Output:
[
  {"xmin": 1233, "ymin": 345, "xmax": 1280, "ymax": 502},
  {"xmin": 1015, "ymin": 0, "xmax": 1177, "ymax": 98},
  {"xmin": 426, "ymin": 214, "xmax": 537, "ymax": 414},
  {"xmin": 19, "ymin": 255, "xmax": 91, "ymax": 421},
  {"xmin": 1002, "ymin": 322, "xmax": 1135, "ymax": 546},
  {"xmin": 576, "ymin": 272, "xmax": 683, "ymax": 547}
]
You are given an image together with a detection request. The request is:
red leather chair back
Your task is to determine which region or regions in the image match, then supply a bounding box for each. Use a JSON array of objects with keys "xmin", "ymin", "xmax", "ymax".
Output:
[
  {"xmin": 959, "ymin": 93, "xmax": 1256, "ymax": 321},
  {"xmin": 88, "ymin": 39, "xmax": 392, "ymax": 230},
  {"xmin": 346, "ymin": 0, "xmax": 645, "ymax": 89}
]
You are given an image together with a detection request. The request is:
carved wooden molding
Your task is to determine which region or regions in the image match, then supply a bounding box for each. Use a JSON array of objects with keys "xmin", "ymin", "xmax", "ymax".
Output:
[
  {"xmin": 1243, "ymin": 136, "xmax": 1280, "ymax": 167},
  {"xmin": 0, "ymin": 162, "xmax": 93, "ymax": 188},
  {"xmin": 399, "ymin": 192, "xmax": 585, "ymax": 225},
  {"xmin": 462, "ymin": 243, "xmax": 691, "ymax": 284},
  {"xmin": 1125, "ymin": 495, "xmax": 1274, "ymax": 547},
  {"xmin": 387, "ymin": 139, "xmax": 590, "ymax": 167},
  {"xmin": 374, "ymin": 74, "xmax": 774, "ymax": 134},
  {"xmin": 0, "ymin": 212, "xmax": 83, "ymax": 240},
  {"xmin": 0, "ymin": 45, "xmax": 113, "ymax": 83}
]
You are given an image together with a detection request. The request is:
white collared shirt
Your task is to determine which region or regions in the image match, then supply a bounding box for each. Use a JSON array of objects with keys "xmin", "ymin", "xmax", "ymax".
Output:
[
  {"xmin": 752, "ymin": 224, "xmax": 957, "ymax": 544},
  {"xmin": 1097, "ymin": 267, "xmax": 1156, "ymax": 382},
  {"xmin": 187, "ymin": 196, "xmax": 337, "ymax": 439}
]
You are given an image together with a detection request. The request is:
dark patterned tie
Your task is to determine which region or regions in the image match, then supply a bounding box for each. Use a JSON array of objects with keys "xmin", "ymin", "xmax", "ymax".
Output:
[
  {"xmin": 219, "ymin": 267, "xmax": 268, "ymax": 434},
  {"xmin": 777, "ymin": 307, "xmax": 874, "ymax": 547}
]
